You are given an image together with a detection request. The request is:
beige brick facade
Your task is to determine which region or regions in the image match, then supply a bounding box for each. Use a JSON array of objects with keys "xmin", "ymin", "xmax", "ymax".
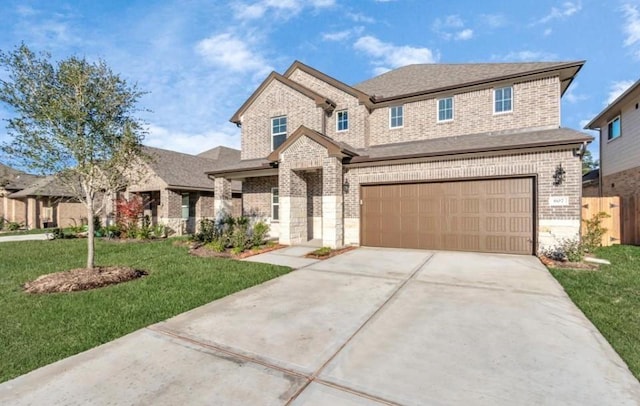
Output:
[{"xmin": 602, "ymin": 166, "xmax": 640, "ymax": 198}]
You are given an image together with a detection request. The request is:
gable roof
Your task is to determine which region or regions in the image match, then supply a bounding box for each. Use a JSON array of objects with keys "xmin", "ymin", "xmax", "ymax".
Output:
[
  {"xmin": 585, "ymin": 78, "xmax": 640, "ymax": 129},
  {"xmin": 354, "ymin": 61, "xmax": 584, "ymax": 101},
  {"xmin": 266, "ymin": 125, "xmax": 359, "ymax": 162},
  {"xmin": 144, "ymin": 146, "xmax": 241, "ymax": 192},
  {"xmin": 583, "ymin": 168, "xmax": 600, "ymax": 184},
  {"xmin": 197, "ymin": 146, "xmax": 241, "ymax": 166},
  {"xmin": 230, "ymin": 72, "xmax": 337, "ymax": 124},
  {"xmin": 0, "ymin": 163, "xmax": 41, "ymax": 190},
  {"xmin": 10, "ymin": 175, "xmax": 75, "ymax": 198},
  {"xmin": 283, "ymin": 60, "xmax": 373, "ymax": 108}
]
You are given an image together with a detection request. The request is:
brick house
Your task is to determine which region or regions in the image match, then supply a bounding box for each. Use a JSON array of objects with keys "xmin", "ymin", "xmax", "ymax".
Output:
[
  {"xmin": 585, "ymin": 79, "xmax": 640, "ymax": 199},
  {"xmin": 207, "ymin": 61, "xmax": 592, "ymax": 255},
  {"xmin": 124, "ymin": 146, "xmax": 242, "ymax": 234}
]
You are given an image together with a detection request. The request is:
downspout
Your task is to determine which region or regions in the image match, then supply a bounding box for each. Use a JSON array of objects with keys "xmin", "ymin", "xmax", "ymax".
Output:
[{"xmin": 322, "ymin": 107, "xmax": 327, "ymax": 134}]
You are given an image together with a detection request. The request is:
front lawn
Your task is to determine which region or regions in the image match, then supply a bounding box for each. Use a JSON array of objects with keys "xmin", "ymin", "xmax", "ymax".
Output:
[
  {"xmin": 0, "ymin": 238, "xmax": 290, "ymax": 383},
  {"xmin": 550, "ymin": 245, "xmax": 640, "ymax": 380}
]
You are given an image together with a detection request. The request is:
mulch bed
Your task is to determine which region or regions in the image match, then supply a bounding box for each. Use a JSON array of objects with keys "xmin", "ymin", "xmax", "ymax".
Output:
[
  {"xmin": 539, "ymin": 255, "xmax": 599, "ymax": 271},
  {"xmin": 305, "ymin": 246, "xmax": 357, "ymax": 260},
  {"xmin": 189, "ymin": 243, "xmax": 287, "ymax": 259},
  {"xmin": 24, "ymin": 266, "xmax": 148, "ymax": 294}
]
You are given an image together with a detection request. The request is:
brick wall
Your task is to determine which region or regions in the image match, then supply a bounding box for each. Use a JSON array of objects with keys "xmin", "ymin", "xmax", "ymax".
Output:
[
  {"xmin": 241, "ymin": 80, "xmax": 323, "ymax": 160},
  {"xmin": 57, "ymin": 200, "xmax": 86, "ymax": 228},
  {"xmin": 583, "ymin": 183, "xmax": 600, "ymax": 197},
  {"xmin": 602, "ymin": 166, "xmax": 640, "ymax": 198},
  {"xmin": 243, "ymin": 176, "xmax": 278, "ymax": 218},
  {"xmin": 367, "ymin": 77, "xmax": 560, "ymax": 146},
  {"xmin": 288, "ymin": 68, "xmax": 368, "ymax": 148}
]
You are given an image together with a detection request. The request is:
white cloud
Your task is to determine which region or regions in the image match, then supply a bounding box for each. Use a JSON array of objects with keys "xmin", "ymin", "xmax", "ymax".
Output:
[
  {"xmin": 564, "ymin": 82, "xmax": 588, "ymax": 104},
  {"xmin": 622, "ymin": 3, "xmax": 640, "ymax": 58},
  {"xmin": 146, "ymin": 124, "xmax": 240, "ymax": 154},
  {"xmin": 232, "ymin": 0, "xmax": 334, "ymax": 20},
  {"xmin": 479, "ymin": 13, "xmax": 507, "ymax": 28},
  {"xmin": 536, "ymin": 1, "xmax": 582, "ymax": 24},
  {"xmin": 455, "ymin": 29, "xmax": 473, "ymax": 40},
  {"xmin": 347, "ymin": 12, "xmax": 376, "ymax": 23},
  {"xmin": 195, "ymin": 33, "xmax": 273, "ymax": 77},
  {"xmin": 433, "ymin": 15, "xmax": 473, "ymax": 41},
  {"xmin": 322, "ymin": 26, "xmax": 364, "ymax": 41},
  {"xmin": 354, "ymin": 35, "xmax": 438, "ymax": 73},
  {"xmin": 491, "ymin": 50, "xmax": 558, "ymax": 62},
  {"xmin": 607, "ymin": 80, "xmax": 635, "ymax": 104},
  {"xmin": 544, "ymin": 28, "xmax": 553, "ymax": 36}
]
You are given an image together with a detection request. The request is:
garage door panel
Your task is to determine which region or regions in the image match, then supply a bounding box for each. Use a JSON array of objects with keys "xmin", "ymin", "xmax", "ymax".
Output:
[{"xmin": 361, "ymin": 178, "xmax": 534, "ymax": 255}]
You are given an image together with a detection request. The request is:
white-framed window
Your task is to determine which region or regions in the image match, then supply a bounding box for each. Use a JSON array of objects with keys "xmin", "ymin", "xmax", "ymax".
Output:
[
  {"xmin": 437, "ymin": 97, "xmax": 454, "ymax": 122},
  {"xmin": 271, "ymin": 116, "xmax": 287, "ymax": 151},
  {"xmin": 494, "ymin": 86, "xmax": 513, "ymax": 113},
  {"xmin": 336, "ymin": 110, "xmax": 349, "ymax": 132},
  {"xmin": 389, "ymin": 105, "xmax": 404, "ymax": 128},
  {"xmin": 271, "ymin": 187, "xmax": 279, "ymax": 221},
  {"xmin": 607, "ymin": 116, "xmax": 621, "ymax": 140},
  {"xmin": 181, "ymin": 193, "xmax": 190, "ymax": 219}
]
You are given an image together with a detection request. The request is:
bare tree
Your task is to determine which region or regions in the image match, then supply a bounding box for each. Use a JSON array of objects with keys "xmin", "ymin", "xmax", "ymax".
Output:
[{"xmin": 0, "ymin": 44, "xmax": 147, "ymax": 269}]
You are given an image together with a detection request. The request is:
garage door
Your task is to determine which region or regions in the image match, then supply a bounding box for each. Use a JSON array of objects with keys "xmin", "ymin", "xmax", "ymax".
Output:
[{"xmin": 361, "ymin": 178, "xmax": 534, "ymax": 255}]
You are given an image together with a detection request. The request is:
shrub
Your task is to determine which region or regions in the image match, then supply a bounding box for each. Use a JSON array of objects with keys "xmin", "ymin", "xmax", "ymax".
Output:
[
  {"xmin": 0, "ymin": 217, "xmax": 5, "ymax": 229},
  {"xmin": 311, "ymin": 247, "xmax": 332, "ymax": 257},
  {"xmin": 115, "ymin": 195, "xmax": 145, "ymax": 238},
  {"xmin": 151, "ymin": 224, "xmax": 168, "ymax": 239},
  {"xmin": 104, "ymin": 224, "xmax": 121, "ymax": 238},
  {"xmin": 208, "ymin": 239, "xmax": 226, "ymax": 252},
  {"xmin": 251, "ymin": 221, "xmax": 270, "ymax": 247},
  {"xmin": 582, "ymin": 211, "xmax": 610, "ymax": 252},
  {"xmin": 231, "ymin": 217, "xmax": 250, "ymax": 252},
  {"xmin": 5, "ymin": 221, "xmax": 22, "ymax": 231},
  {"xmin": 540, "ymin": 238, "xmax": 585, "ymax": 262}
]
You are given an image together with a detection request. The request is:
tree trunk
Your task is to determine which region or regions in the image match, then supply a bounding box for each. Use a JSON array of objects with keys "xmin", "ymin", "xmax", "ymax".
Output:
[{"xmin": 86, "ymin": 200, "xmax": 95, "ymax": 270}]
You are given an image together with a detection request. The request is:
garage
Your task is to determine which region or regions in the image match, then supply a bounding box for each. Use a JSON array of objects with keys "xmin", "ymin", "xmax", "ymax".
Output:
[{"xmin": 360, "ymin": 177, "xmax": 534, "ymax": 255}]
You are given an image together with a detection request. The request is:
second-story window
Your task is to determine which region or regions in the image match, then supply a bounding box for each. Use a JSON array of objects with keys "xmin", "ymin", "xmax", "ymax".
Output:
[
  {"xmin": 337, "ymin": 110, "xmax": 349, "ymax": 132},
  {"xmin": 494, "ymin": 86, "xmax": 513, "ymax": 113},
  {"xmin": 271, "ymin": 116, "xmax": 287, "ymax": 150},
  {"xmin": 389, "ymin": 105, "xmax": 404, "ymax": 128},
  {"xmin": 438, "ymin": 97, "xmax": 454, "ymax": 122},
  {"xmin": 608, "ymin": 116, "xmax": 621, "ymax": 140}
]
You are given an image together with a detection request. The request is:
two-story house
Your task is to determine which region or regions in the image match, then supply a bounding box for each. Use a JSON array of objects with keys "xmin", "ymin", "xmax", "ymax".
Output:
[{"xmin": 207, "ymin": 61, "xmax": 591, "ymax": 255}]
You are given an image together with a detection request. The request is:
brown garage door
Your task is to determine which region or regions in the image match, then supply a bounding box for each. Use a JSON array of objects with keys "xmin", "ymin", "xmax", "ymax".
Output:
[{"xmin": 361, "ymin": 178, "xmax": 534, "ymax": 254}]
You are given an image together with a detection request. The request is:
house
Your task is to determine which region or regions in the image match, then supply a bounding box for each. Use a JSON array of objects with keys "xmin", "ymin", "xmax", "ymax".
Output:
[
  {"xmin": 207, "ymin": 60, "xmax": 591, "ymax": 255},
  {"xmin": 582, "ymin": 168, "xmax": 600, "ymax": 197},
  {"xmin": 585, "ymin": 79, "xmax": 640, "ymax": 199},
  {"xmin": 124, "ymin": 146, "xmax": 242, "ymax": 234},
  {"xmin": 0, "ymin": 163, "xmax": 41, "ymax": 226},
  {"xmin": 7, "ymin": 175, "xmax": 85, "ymax": 229}
]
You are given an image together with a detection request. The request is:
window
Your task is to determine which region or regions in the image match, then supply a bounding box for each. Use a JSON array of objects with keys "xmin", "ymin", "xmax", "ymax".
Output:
[
  {"xmin": 181, "ymin": 193, "xmax": 189, "ymax": 220},
  {"xmin": 389, "ymin": 105, "xmax": 403, "ymax": 128},
  {"xmin": 271, "ymin": 116, "xmax": 287, "ymax": 150},
  {"xmin": 608, "ymin": 116, "xmax": 621, "ymax": 140},
  {"xmin": 494, "ymin": 86, "xmax": 513, "ymax": 113},
  {"xmin": 271, "ymin": 188, "xmax": 279, "ymax": 221},
  {"xmin": 337, "ymin": 110, "xmax": 349, "ymax": 132},
  {"xmin": 438, "ymin": 97, "xmax": 454, "ymax": 122}
]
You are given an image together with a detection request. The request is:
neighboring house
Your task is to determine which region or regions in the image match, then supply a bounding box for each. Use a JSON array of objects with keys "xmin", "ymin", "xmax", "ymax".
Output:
[
  {"xmin": 582, "ymin": 168, "xmax": 600, "ymax": 197},
  {"xmin": 124, "ymin": 146, "xmax": 242, "ymax": 234},
  {"xmin": 0, "ymin": 163, "xmax": 41, "ymax": 225},
  {"xmin": 585, "ymin": 79, "xmax": 640, "ymax": 199},
  {"xmin": 207, "ymin": 60, "xmax": 591, "ymax": 255},
  {"xmin": 8, "ymin": 176, "xmax": 85, "ymax": 229}
]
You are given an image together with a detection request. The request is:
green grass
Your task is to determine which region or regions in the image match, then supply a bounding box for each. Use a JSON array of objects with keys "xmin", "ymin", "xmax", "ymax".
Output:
[
  {"xmin": 0, "ymin": 238, "xmax": 291, "ymax": 383},
  {"xmin": 0, "ymin": 228, "xmax": 52, "ymax": 236},
  {"xmin": 550, "ymin": 245, "xmax": 640, "ymax": 380}
]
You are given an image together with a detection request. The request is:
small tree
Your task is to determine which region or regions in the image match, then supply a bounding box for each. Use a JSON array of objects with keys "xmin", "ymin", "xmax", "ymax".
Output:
[
  {"xmin": 115, "ymin": 195, "xmax": 145, "ymax": 238},
  {"xmin": 582, "ymin": 149, "xmax": 599, "ymax": 175},
  {"xmin": 0, "ymin": 44, "xmax": 147, "ymax": 269}
]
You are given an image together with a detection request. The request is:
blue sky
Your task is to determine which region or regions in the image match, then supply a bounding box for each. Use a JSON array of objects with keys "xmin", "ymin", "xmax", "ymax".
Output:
[{"xmin": 0, "ymin": 0, "xmax": 638, "ymax": 160}]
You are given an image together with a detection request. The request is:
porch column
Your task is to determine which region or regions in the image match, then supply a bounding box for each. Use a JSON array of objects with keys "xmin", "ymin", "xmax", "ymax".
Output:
[
  {"xmin": 213, "ymin": 177, "xmax": 233, "ymax": 216},
  {"xmin": 279, "ymin": 168, "xmax": 307, "ymax": 245},
  {"xmin": 159, "ymin": 189, "xmax": 183, "ymax": 235},
  {"xmin": 322, "ymin": 157, "xmax": 343, "ymax": 248},
  {"xmin": 26, "ymin": 197, "xmax": 38, "ymax": 229}
]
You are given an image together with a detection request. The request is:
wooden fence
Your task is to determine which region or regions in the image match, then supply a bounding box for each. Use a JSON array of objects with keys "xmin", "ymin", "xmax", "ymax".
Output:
[
  {"xmin": 581, "ymin": 195, "xmax": 640, "ymax": 246},
  {"xmin": 581, "ymin": 197, "xmax": 621, "ymax": 247}
]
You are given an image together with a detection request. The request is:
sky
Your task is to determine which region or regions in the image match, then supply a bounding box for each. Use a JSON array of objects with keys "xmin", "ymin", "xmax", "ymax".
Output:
[{"xmin": 0, "ymin": 0, "xmax": 638, "ymax": 161}]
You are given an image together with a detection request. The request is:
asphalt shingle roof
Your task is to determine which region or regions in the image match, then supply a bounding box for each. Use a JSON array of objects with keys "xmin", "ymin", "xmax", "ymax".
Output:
[
  {"xmin": 0, "ymin": 163, "xmax": 41, "ymax": 190},
  {"xmin": 9, "ymin": 176, "xmax": 76, "ymax": 198},
  {"xmin": 354, "ymin": 62, "xmax": 581, "ymax": 99}
]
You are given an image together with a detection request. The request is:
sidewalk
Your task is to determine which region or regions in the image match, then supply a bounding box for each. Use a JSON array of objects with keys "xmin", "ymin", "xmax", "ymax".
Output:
[{"xmin": 0, "ymin": 234, "xmax": 50, "ymax": 243}]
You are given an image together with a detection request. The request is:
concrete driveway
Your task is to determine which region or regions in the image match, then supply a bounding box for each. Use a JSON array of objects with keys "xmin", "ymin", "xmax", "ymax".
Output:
[{"xmin": 1, "ymin": 248, "xmax": 639, "ymax": 405}]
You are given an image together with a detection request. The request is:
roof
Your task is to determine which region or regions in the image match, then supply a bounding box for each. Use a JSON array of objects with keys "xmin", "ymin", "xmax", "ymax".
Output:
[
  {"xmin": 143, "ymin": 146, "xmax": 242, "ymax": 192},
  {"xmin": 230, "ymin": 72, "xmax": 336, "ymax": 124},
  {"xmin": 354, "ymin": 61, "xmax": 584, "ymax": 101},
  {"xmin": 266, "ymin": 125, "xmax": 358, "ymax": 162},
  {"xmin": 349, "ymin": 127, "xmax": 592, "ymax": 163},
  {"xmin": 585, "ymin": 78, "xmax": 640, "ymax": 129},
  {"xmin": 205, "ymin": 158, "xmax": 273, "ymax": 176},
  {"xmin": 197, "ymin": 146, "xmax": 241, "ymax": 167},
  {"xmin": 10, "ymin": 176, "xmax": 76, "ymax": 198},
  {"xmin": 0, "ymin": 163, "xmax": 41, "ymax": 190},
  {"xmin": 582, "ymin": 168, "xmax": 600, "ymax": 184}
]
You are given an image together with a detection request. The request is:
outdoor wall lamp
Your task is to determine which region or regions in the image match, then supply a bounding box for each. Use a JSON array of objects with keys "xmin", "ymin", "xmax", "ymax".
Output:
[
  {"xmin": 343, "ymin": 179, "xmax": 350, "ymax": 194},
  {"xmin": 553, "ymin": 163, "xmax": 566, "ymax": 186}
]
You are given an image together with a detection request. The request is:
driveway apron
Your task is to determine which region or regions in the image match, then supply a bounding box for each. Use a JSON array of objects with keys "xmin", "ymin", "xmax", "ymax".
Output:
[{"xmin": 1, "ymin": 248, "xmax": 639, "ymax": 405}]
